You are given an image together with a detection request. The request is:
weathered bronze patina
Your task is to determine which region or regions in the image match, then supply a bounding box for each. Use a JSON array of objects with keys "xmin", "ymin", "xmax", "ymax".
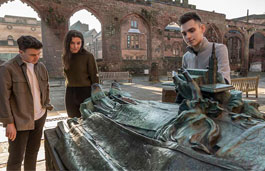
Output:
[{"xmin": 48, "ymin": 44, "xmax": 265, "ymax": 170}]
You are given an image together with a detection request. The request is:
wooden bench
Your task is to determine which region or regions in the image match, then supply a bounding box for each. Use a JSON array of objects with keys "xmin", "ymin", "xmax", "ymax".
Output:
[
  {"xmin": 99, "ymin": 72, "xmax": 132, "ymax": 84},
  {"xmin": 231, "ymin": 76, "xmax": 259, "ymax": 98}
]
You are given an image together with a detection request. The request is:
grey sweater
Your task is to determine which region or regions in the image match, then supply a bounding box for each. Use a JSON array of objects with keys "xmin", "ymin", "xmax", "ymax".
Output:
[{"xmin": 182, "ymin": 37, "xmax": 231, "ymax": 83}]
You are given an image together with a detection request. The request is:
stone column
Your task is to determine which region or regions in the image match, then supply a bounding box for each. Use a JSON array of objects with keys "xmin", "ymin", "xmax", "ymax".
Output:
[
  {"xmin": 149, "ymin": 62, "xmax": 159, "ymax": 82},
  {"xmin": 41, "ymin": 11, "xmax": 67, "ymax": 78},
  {"xmin": 241, "ymin": 34, "xmax": 250, "ymax": 76}
]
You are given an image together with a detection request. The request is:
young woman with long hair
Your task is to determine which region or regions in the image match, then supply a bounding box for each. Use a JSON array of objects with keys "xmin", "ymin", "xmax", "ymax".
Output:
[{"xmin": 62, "ymin": 30, "xmax": 99, "ymax": 118}]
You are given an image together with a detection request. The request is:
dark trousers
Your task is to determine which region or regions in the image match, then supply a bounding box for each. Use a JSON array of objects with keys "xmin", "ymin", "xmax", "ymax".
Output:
[
  {"xmin": 65, "ymin": 86, "xmax": 91, "ymax": 118},
  {"xmin": 7, "ymin": 112, "xmax": 47, "ymax": 171}
]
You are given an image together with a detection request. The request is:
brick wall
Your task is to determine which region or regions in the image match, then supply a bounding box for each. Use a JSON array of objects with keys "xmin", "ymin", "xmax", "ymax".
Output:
[{"xmin": 1, "ymin": 0, "xmax": 265, "ymax": 77}]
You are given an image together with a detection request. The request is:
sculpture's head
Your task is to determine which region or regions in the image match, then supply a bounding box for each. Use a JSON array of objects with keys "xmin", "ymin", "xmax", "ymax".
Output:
[
  {"xmin": 92, "ymin": 83, "xmax": 103, "ymax": 94},
  {"xmin": 109, "ymin": 82, "xmax": 122, "ymax": 97},
  {"xmin": 91, "ymin": 83, "xmax": 106, "ymax": 102},
  {"xmin": 111, "ymin": 82, "xmax": 122, "ymax": 91}
]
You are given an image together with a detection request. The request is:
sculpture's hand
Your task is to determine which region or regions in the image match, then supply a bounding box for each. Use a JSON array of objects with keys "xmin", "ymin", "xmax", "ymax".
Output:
[
  {"xmin": 180, "ymin": 68, "xmax": 202, "ymax": 100},
  {"xmin": 173, "ymin": 74, "xmax": 193, "ymax": 100},
  {"xmin": 181, "ymin": 68, "xmax": 193, "ymax": 83},
  {"xmin": 173, "ymin": 74, "xmax": 185, "ymax": 86}
]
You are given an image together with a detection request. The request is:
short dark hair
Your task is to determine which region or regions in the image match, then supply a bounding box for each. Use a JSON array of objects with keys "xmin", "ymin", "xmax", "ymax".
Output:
[
  {"xmin": 17, "ymin": 35, "xmax": 43, "ymax": 51},
  {"xmin": 179, "ymin": 12, "xmax": 202, "ymax": 25}
]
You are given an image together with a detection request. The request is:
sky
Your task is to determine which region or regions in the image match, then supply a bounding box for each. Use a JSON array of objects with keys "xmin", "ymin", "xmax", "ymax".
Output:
[
  {"xmin": 0, "ymin": 0, "xmax": 265, "ymax": 32},
  {"xmin": 189, "ymin": 0, "xmax": 265, "ymax": 19},
  {"xmin": 0, "ymin": 0, "xmax": 102, "ymax": 32},
  {"xmin": 70, "ymin": 10, "xmax": 101, "ymax": 32}
]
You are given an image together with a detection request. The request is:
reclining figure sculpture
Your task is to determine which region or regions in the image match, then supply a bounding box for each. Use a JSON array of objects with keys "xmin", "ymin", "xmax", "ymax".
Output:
[{"xmin": 52, "ymin": 44, "xmax": 265, "ymax": 170}]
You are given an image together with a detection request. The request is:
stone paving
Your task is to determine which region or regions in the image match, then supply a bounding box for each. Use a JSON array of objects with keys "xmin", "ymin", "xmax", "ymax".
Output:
[{"xmin": 0, "ymin": 73, "xmax": 265, "ymax": 170}]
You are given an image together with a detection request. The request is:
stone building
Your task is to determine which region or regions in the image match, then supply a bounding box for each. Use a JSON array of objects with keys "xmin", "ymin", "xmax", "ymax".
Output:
[
  {"xmin": 119, "ymin": 14, "xmax": 149, "ymax": 73},
  {"xmin": 70, "ymin": 20, "xmax": 89, "ymax": 33},
  {"xmin": 1, "ymin": 0, "xmax": 265, "ymax": 77},
  {"xmin": 0, "ymin": 15, "xmax": 41, "ymax": 61},
  {"xmin": 85, "ymin": 30, "xmax": 102, "ymax": 60},
  {"xmin": 92, "ymin": 31, "xmax": 102, "ymax": 60},
  {"xmin": 121, "ymin": 16, "xmax": 148, "ymax": 61}
]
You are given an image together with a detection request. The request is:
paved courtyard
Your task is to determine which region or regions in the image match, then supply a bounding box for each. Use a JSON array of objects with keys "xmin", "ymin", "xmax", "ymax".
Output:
[{"xmin": 0, "ymin": 73, "xmax": 265, "ymax": 170}]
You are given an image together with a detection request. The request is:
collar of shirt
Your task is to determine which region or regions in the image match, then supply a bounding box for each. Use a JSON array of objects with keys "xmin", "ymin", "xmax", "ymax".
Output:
[
  {"xmin": 16, "ymin": 54, "xmax": 38, "ymax": 66},
  {"xmin": 23, "ymin": 60, "xmax": 34, "ymax": 68},
  {"xmin": 186, "ymin": 37, "xmax": 210, "ymax": 55}
]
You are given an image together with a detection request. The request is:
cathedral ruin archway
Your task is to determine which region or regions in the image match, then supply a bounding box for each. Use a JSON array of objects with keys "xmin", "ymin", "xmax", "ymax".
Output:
[
  {"xmin": 68, "ymin": 8, "xmax": 102, "ymax": 60},
  {"xmin": 224, "ymin": 29, "xmax": 244, "ymax": 71},
  {"xmin": 249, "ymin": 32, "xmax": 265, "ymax": 71},
  {"xmin": 0, "ymin": 0, "xmax": 43, "ymax": 61},
  {"xmin": 163, "ymin": 21, "xmax": 183, "ymax": 72},
  {"xmin": 205, "ymin": 23, "xmax": 222, "ymax": 43}
]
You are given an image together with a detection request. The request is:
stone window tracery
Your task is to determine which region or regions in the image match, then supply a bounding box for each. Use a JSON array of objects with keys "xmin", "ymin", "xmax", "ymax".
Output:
[
  {"xmin": 127, "ymin": 34, "xmax": 139, "ymax": 49},
  {"xmin": 205, "ymin": 24, "xmax": 221, "ymax": 43},
  {"xmin": 131, "ymin": 20, "xmax": 138, "ymax": 28}
]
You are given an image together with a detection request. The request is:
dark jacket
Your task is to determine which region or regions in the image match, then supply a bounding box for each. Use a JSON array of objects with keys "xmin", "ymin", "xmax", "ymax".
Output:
[{"xmin": 0, "ymin": 55, "xmax": 52, "ymax": 131}]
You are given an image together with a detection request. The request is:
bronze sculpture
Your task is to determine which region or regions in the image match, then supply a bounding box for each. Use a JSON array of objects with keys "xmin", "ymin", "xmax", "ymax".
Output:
[{"xmin": 46, "ymin": 44, "xmax": 265, "ymax": 170}]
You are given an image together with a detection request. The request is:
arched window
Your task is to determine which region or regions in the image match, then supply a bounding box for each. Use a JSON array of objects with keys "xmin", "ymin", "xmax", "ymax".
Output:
[
  {"xmin": 7, "ymin": 35, "xmax": 13, "ymax": 40},
  {"xmin": 164, "ymin": 22, "xmax": 182, "ymax": 58},
  {"xmin": 70, "ymin": 9, "xmax": 102, "ymax": 59},
  {"xmin": 127, "ymin": 34, "xmax": 139, "ymax": 49},
  {"xmin": 224, "ymin": 29, "xmax": 244, "ymax": 71},
  {"xmin": 227, "ymin": 37, "xmax": 242, "ymax": 64},
  {"xmin": 205, "ymin": 24, "xmax": 222, "ymax": 43}
]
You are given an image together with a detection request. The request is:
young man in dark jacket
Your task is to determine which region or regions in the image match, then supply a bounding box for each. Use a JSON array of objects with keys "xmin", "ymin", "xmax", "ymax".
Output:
[{"xmin": 0, "ymin": 35, "xmax": 53, "ymax": 170}]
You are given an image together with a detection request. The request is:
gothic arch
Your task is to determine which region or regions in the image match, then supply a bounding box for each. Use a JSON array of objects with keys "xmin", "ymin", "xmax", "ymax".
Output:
[
  {"xmin": 205, "ymin": 23, "xmax": 222, "ymax": 43},
  {"xmin": 162, "ymin": 19, "xmax": 180, "ymax": 40},
  {"xmin": 249, "ymin": 31, "xmax": 265, "ymax": 40},
  {"xmin": 120, "ymin": 13, "xmax": 150, "ymax": 29},
  {"xmin": 224, "ymin": 29, "xmax": 245, "ymax": 71},
  {"xmin": 0, "ymin": 0, "xmax": 42, "ymax": 18},
  {"xmin": 249, "ymin": 31, "xmax": 265, "ymax": 71},
  {"xmin": 249, "ymin": 31, "xmax": 265, "ymax": 49},
  {"xmin": 7, "ymin": 35, "xmax": 13, "ymax": 39},
  {"xmin": 66, "ymin": 6, "xmax": 102, "ymax": 30},
  {"xmin": 172, "ymin": 41, "xmax": 182, "ymax": 57},
  {"xmin": 66, "ymin": 7, "xmax": 103, "ymax": 61},
  {"xmin": 162, "ymin": 18, "xmax": 180, "ymax": 30},
  {"xmin": 163, "ymin": 21, "xmax": 182, "ymax": 56}
]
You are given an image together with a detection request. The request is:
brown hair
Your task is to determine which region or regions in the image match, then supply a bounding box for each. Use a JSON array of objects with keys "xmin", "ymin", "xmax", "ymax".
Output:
[
  {"xmin": 62, "ymin": 30, "xmax": 86, "ymax": 70},
  {"xmin": 179, "ymin": 12, "xmax": 202, "ymax": 25}
]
